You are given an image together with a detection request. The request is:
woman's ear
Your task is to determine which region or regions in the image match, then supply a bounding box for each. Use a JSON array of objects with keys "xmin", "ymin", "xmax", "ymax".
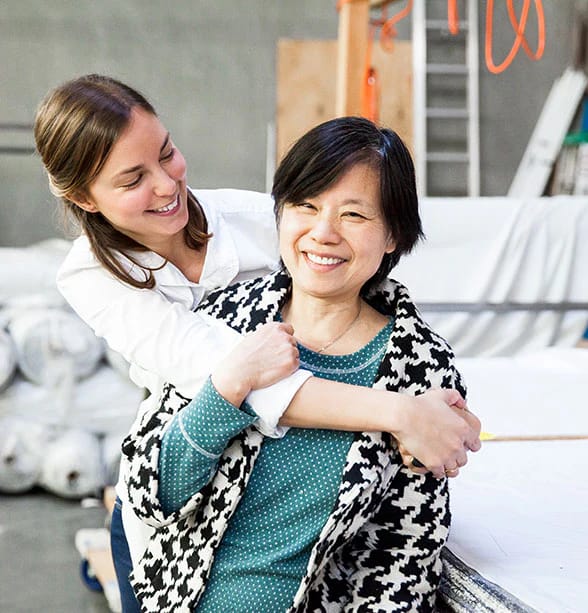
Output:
[
  {"xmin": 385, "ymin": 236, "xmax": 396, "ymax": 254},
  {"xmin": 68, "ymin": 194, "xmax": 99, "ymax": 213}
]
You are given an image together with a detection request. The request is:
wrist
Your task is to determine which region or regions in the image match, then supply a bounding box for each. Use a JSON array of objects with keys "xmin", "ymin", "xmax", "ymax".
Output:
[
  {"xmin": 210, "ymin": 372, "xmax": 251, "ymax": 408},
  {"xmin": 370, "ymin": 390, "xmax": 411, "ymax": 437}
]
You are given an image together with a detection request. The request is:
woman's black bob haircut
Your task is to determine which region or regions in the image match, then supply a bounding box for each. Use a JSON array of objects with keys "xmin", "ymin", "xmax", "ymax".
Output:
[{"xmin": 272, "ymin": 116, "xmax": 424, "ymax": 291}]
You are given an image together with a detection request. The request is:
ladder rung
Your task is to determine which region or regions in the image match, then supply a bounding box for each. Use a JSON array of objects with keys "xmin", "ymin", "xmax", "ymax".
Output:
[
  {"xmin": 426, "ymin": 108, "xmax": 469, "ymax": 119},
  {"xmin": 426, "ymin": 63, "xmax": 468, "ymax": 75},
  {"xmin": 426, "ymin": 152, "xmax": 470, "ymax": 163},
  {"xmin": 426, "ymin": 19, "xmax": 469, "ymax": 31}
]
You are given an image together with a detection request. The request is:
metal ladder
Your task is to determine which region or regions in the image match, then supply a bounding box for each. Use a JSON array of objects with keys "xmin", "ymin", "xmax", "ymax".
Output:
[{"xmin": 412, "ymin": 0, "xmax": 480, "ymax": 197}]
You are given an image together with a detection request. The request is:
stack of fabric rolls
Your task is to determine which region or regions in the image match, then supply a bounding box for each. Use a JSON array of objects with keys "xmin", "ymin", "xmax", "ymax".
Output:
[{"xmin": 0, "ymin": 239, "xmax": 143, "ymax": 499}]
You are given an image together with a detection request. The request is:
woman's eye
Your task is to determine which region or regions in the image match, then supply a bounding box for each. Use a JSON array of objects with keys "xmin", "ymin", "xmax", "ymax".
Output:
[
  {"xmin": 343, "ymin": 211, "xmax": 365, "ymax": 219},
  {"xmin": 294, "ymin": 202, "xmax": 316, "ymax": 211},
  {"xmin": 122, "ymin": 175, "xmax": 142, "ymax": 189},
  {"xmin": 160, "ymin": 148, "xmax": 175, "ymax": 162}
]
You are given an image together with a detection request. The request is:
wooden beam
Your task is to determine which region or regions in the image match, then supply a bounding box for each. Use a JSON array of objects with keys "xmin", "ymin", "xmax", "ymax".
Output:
[
  {"xmin": 277, "ymin": 38, "xmax": 413, "ymax": 162},
  {"xmin": 336, "ymin": 0, "xmax": 370, "ymax": 116}
]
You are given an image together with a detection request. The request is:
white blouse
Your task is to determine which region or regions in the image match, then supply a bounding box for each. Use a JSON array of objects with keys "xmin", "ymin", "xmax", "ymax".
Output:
[{"xmin": 56, "ymin": 188, "xmax": 311, "ymax": 564}]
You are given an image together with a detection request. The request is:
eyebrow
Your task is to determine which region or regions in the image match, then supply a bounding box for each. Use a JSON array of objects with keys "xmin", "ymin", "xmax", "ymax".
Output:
[
  {"xmin": 114, "ymin": 133, "xmax": 171, "ymax": 179},
  {"xmin": 341, "ymin": 198, "xmax": 374, "ymax": 208}
]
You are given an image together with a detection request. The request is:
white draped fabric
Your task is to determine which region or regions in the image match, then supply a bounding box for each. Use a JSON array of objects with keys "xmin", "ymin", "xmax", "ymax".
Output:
[
  {"xmin": 394, "ymin": 196, "xmax": 588, "ymax": 612},
  {"xmin": 393, "ymin": 196, "xmax": 588, "ymax": 356}
]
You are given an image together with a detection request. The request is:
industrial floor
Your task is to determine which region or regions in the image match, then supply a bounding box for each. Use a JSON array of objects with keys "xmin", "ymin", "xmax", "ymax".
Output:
[{"xmin": 0, "ymin": 488, "xmax": 112, "ymax": 613}]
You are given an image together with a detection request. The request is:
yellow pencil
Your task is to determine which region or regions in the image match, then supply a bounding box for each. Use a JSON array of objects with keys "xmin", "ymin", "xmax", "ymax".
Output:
[{"xmin": 480, "ymin": 431, "xmax": 588, "ymax": 442}]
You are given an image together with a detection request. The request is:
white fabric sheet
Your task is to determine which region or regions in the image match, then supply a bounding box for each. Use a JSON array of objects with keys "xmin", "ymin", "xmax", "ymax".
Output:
[
  {"xmin": 447, "ymin": 350, "xmax": 588, "ymax": 612},
  {"xmin": 448, "ymin": 441, "xmax": 588, "ymax": 612},
  {"xmin": 457, "ymin": 348, "xmax": 588, "ymax": 437},
  {"xmin": 393, "ymin": 196, "xmax": 588, "ymax": 356}
]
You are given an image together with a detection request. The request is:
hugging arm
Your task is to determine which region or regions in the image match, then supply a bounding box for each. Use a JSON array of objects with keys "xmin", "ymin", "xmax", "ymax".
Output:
[
  {"xmin": 58, "ymin": 250, "xmax": 309, "ymax": 436},
  {"xmin": 279, "ymin": 370, "xmax": 480, "ymax": 478},
  {"xmin": 59, "ymin": 252, "xmax": 479, "ymax": 467}
]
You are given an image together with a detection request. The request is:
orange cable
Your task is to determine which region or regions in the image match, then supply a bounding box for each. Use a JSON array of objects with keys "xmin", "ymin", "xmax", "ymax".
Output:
[
  {"xmin": 362, "ymin": 25, "xmax": 380, "ymax": 121},
  {"xmin": 448, "ymin": 0, "xmax": 459, "ymax": 35},
  {"xmin": 485, "ymin": 0, "xmax": 546, "ymax": 74},
  {"xmin": 506, "ymin": 0, "xmax": 545, "ymax": 59},
  {"xmin": 379, "ymin": 0, "xmax": 413, "ymax": 53}
]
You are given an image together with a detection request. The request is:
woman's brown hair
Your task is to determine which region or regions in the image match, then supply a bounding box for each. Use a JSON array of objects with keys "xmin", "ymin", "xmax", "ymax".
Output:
[{"xmin": 34, "ymin": 74, "xmax": 210, "ymax": 289}]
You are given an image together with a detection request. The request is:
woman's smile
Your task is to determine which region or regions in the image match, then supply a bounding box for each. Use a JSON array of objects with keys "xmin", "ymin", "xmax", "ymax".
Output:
[
  {"xmin": 148, "ymin": 196, "xmax": 181, "ymax": 216},
  {"xmin": 304, "ymin": 251, "xmax": 347, "ymax": 267}
]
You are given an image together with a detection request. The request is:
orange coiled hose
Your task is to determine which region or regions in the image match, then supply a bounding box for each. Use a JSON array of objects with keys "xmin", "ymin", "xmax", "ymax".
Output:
[
  {"xmin": 336, "ymin": 0, "xmax": 546, "ymax": 107},
  {"xmin": 378, "ymin": 0, "xmax": 413, "ymax": 52},
  {"xmin": 485, "ymin": 0, "xmax": 545, "ymax": 74}
]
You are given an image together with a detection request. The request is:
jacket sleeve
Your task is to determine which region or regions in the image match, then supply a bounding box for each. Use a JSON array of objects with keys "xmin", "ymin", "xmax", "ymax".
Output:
[{"xmin": 122, "ymin": 383, "xmax": 205, "ymax": 528}]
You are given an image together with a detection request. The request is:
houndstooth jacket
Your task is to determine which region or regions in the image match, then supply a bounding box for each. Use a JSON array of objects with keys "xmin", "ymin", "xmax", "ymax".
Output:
[{"xmin": 123, "ymin": 269, "xmax": 466, "ymax": 613}]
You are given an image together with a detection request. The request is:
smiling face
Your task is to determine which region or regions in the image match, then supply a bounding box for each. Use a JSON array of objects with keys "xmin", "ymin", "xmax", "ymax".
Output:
[
  {"xmin": 279, "ymin": 162, "xmax": 396, "ymax": 304},
  {"xmin": 74, "ymin": 107, "xmax": 189, "ymax": 251}
]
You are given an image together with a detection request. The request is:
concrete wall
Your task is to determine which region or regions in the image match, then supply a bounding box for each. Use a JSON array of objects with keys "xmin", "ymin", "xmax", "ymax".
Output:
[{"xmin": 0, "ymin": 0, "xmax": 578, "ymax": 246}]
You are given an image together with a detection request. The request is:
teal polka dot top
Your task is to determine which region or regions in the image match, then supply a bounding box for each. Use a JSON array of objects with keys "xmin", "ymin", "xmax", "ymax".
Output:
[{"xmin": 195, "ymin": 317, "xmax": 394, "ymax": 613}]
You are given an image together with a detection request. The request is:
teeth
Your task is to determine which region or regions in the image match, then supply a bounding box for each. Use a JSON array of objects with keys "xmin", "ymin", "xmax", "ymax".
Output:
[
  {"xmin": 307, "ymin": 253, "xmax": 344, "ymax": 265},
  {"xmin": 152, "ymin": 199, "xmax": 177, "ymax": 213}
]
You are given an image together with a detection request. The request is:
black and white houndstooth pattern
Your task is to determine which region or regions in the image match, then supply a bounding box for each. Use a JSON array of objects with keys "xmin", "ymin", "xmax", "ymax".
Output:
[{"xmin": 123, "ymin": 270, "xmax": 466, "ymax": 612}]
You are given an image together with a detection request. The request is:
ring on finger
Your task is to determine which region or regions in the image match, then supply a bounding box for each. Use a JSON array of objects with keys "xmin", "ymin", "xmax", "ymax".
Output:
[{"xmin": 444, "ymin": 467, "xmax": 459, "ymax": 476}]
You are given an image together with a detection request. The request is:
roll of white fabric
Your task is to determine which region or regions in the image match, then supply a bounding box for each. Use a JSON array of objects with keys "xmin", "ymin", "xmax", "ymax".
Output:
[
  {"xmin": 0, "ymin": 239, "xmax": 71, "ymax": 305},
  {"xmin": 0, "ymin": 366, "xmax": 142, "ymax": 436},
  {"xmin": 0, "ymin": 328, "xmax": 16, "ymax": 392},
  {"xmin": 8, "ymin": 308, "xmax": 104, "ymax": 386},
  {"xmin": 39, "ymin": 429, "xmax": 105, "ymax": 499},
  {"xmin": 0, "ymin": 418, "xmax": 47, "ymax": 494}
]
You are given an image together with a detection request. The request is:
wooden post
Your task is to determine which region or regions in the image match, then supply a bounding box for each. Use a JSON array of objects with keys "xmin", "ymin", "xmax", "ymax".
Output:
[{"xmin": 336, "ymin": 0, "xmax": 370, "ymax": 117}]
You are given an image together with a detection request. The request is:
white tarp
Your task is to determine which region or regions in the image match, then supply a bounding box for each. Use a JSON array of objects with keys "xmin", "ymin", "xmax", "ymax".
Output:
[
  {"xmin": 447, "ymin": 349, "xmax": 588, "ymax": 611},
  {"xmin": 393, "ymin": 196, "xmax": 588, "ymax": 611},
  {"xmin": 393, "ymin": 196, "xmax": 588, "ymax": 356}
]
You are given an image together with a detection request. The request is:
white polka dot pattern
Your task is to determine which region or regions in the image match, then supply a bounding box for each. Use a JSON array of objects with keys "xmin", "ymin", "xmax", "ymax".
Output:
[
  {"xmin": 159, "ymin": 377, "xmax": 257, "ymax": 515},
  {"xmin": 196, "ymin": 320, "xmax": 394, "ymax": 612}
]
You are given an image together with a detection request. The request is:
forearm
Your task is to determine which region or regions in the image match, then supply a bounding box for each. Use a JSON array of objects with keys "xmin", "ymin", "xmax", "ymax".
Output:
[
  {"xmin": 159, "ymin": 417, "xmax": 218, "ymax": 516},
  {"xmin": 278, "ymin": 375, "xmax": 479, "ymax": 477},
  {"xmin": 278, "ymin": 377, "xmax": 404, "ymax": 433},
  {"xmin": 158, "ymin": 377, "xmax": 257, "ymax": 515}
]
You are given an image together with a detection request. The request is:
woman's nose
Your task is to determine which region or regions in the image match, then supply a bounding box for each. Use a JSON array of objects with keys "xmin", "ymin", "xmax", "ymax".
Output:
[
  {"xmin": 153, "ymin": 168, "xmax": 177, "ymax": 197},
  {"xmin": 310, "ymin": 215, "xmax": 340, "ymax": 243}
]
